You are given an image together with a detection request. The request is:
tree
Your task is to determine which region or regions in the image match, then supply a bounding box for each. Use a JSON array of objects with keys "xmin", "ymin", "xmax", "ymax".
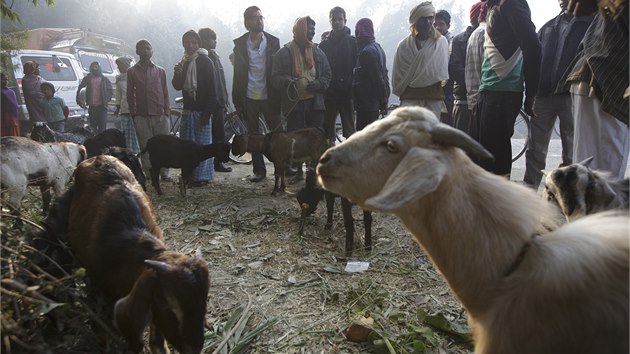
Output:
[{"xmin": 1, "ymin": 0, "xmax": 55, "ymax": 23}]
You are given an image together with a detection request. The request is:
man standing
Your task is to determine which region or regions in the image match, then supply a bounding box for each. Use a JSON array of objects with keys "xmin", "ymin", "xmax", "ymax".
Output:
[
  {"xmin": 272, "ymin": 16, "xmax": 331, "ymax": 181},
  {"xmin": 77, "ymin": 61, "xmax": 113, "ymax": 133},
  {"xmin": 233, "ymin": 6, "xmax": 282, "ymax": 183},
  {"xmin": 392, "ymin": 2, "xmax": 449, "ymax": 120},
  {"xmin": 450, "ymin": 2, "xmax": 483, "ymax": 135},
  {"xmin": 114, "ymin": 57, "xmax": 140, "ymax": 154},
  {"xmin": 319, "ymin": 6, "xmax": 357, "ymax": 142},
  {"xmin": 127, "ymin": 39, "xmax": 171, "ymax": 181},
  {"xmin": 200, "ymin": 27, "xmax": 232, "ymax": 173},
  {"xmin": 353, "ymin": 18, "xmax": 390, "ymax": 131},
  {"xmin": 173, "ymin": 30, "xmax": 219, "ymax": 187},
  {"xmin": 476, "ymin": 0, "xmax": 541, "ymax": 177},
  {"xmin": 434, "ymin": 9, "xmax": 454, "ymax": 126},
  {"xmin": 523, "ymin": 0, "xmax": 593, "ymax": 188},
  {"xmin": 561, "ymin": 0, "xmax": 628, "ymax": 178}
]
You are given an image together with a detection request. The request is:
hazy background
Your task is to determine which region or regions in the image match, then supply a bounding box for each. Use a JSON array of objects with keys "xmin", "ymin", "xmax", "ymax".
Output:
[{"xmin": 2, "ymin": 0, "xmax": 561, "ymax": 106}]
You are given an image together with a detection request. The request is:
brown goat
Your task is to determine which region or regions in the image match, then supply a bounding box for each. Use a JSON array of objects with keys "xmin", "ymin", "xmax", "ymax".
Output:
[
  {"xmin": 65, "ymin": 155, "xmax": 209, "ymax": 353},
  {"xmin": 232, "ymin": 128, "xmax": 329, "ymax": 195}
]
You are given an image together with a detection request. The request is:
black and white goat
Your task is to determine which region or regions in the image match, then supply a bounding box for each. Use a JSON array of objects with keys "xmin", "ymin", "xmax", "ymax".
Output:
[
  {"xmin": 543, "ymin": 157, "xmax": 629, "ymax": 221},
  {"xmin": 30, "ymin": 122, "xmax": 95, "ymax": 144},
  {"xmin": 296, "ymin": 168, "xmax": 372, "ymax": 256}
]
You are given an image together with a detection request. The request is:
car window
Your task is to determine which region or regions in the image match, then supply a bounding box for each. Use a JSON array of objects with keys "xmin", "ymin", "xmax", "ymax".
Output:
[
  {"xmin": 21, "ymin": 55, "xmax": 78, "ymax": 82},
  {"xmin": 77, "ymin": 50, "xmax": 114, "ymax": 74}
]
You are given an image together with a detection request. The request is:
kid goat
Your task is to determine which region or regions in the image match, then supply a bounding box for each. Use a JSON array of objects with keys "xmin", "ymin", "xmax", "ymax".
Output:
[{"xmin": 317, "ymin": 106, "xmax": 629, "ymax": 354}]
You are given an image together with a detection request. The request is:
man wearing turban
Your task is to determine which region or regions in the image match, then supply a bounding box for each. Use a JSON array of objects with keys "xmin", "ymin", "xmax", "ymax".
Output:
[
  {"xmin": 392, "ymin": 1, "xmax": 449, "ymax": 120},
  {"xmin": 271, "ymin": 15, "xmax": 331, "ymax": 182}
]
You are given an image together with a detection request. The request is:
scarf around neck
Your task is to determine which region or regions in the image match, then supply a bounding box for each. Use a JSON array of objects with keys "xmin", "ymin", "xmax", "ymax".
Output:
[
  {"xmin": 291, "ymin": 17, "xmax": 314, "ymax": 77},
  {"xmin": 179, "ymin": 48, "xmax": 208, "ymax": 101}
]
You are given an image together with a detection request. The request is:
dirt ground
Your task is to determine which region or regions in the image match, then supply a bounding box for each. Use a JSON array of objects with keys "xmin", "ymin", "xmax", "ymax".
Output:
[
  {"xmin": 147, "ymin": 159, "xmax": 470, "ymax": 353},
  {"xmin": 1, "ymin": 157, "xmax": 471, "ymax": 353}
]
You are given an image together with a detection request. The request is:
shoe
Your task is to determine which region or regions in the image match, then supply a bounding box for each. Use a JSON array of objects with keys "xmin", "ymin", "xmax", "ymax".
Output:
[
  {"xmin": 249, "ymin": 173, "xmax": 266, "ymax": 183},
  {"xmin": 215, "ymin": 162, "xmax": 232, "ymax": 173},
  {"xmin": 288, "ymin": 172, "xmax": 304, "ymax": 185}
]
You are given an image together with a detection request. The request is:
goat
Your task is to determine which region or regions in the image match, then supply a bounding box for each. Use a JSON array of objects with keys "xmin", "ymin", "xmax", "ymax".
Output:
[
  {"xmin": 102, "ymin": 146, "xmax": 147, "ymax": 191},
  {"xmin": 0, "ymin": 137, "xmax": 86, "ymax": 217},
  {"xmin": 317, "ymin": 106, "xmax": 629, "ymax": 354},
  {"xmin": 45, "ymin": 155, "xmax": 209, "ymax": 353},
  {"xmin": 232, "ymin": 128, "xmax": 329, "ymax": 195},
  {"xmin": 83, "ymin": 128, "xmax": 126, "ymax": 158},
  {"xmin": 141, "ymin": 134, "xmax": 230, "ymax": 195},
  {"xmin": 296, "ymin": 168, "xmax": 372, "ymax": 257},
  {"xmin": 30, "ymin": 122, "xmax": 95, "ymax": 144},
  {"xmin": 543, "ymin": 157, "xmax": 629, "ymax": 222}
]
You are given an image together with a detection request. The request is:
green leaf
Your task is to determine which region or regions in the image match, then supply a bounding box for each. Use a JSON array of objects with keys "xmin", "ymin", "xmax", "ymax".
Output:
[{"xmin": 416, "ymin": 309, "xmax": 471, "ymax": 343}]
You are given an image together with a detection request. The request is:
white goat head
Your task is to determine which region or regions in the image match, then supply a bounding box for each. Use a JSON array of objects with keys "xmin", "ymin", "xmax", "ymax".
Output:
[{"xmin": 317, "ymin": 106, "xmax": 493, "ymax": 211}]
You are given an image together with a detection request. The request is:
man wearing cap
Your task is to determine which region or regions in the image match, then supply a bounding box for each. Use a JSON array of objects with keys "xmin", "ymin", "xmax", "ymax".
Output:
[{"xmin": 392, "ymin": 1, "xmax": 449, "ymax": 120}]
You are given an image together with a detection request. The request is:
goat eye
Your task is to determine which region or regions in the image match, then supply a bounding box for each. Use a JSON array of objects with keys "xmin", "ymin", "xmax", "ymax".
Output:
[{"xmin": 385, "ymin": 140, "xmax": 398, "ymax": 153}]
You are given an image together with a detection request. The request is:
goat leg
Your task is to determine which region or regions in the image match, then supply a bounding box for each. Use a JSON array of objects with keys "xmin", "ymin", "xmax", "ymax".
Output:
[
  {"xmin": 40, "ymin": 185, "xmax": 52, "ymax": 214},
  {"xmin": 150, "ymin": 167, "xmax": 162, "ymax": 195},
  {"xmin": 325, "ymin": 192, "xmax": 335, "ymax": 230},
  {"xmin": 364, "ymin": 210, "xmax": 373, "ymax": 251},
  {"xmin": 341, "ymin": 197, "xmax": 355, "ymax": 256}
]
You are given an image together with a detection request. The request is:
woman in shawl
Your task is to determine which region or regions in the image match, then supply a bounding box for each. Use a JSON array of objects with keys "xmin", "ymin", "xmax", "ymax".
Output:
[
  {"xmin": 21, "ymin": 61, "xmax": 46, "ymax": 126},
  {"xmin": 1, "ymin": 73, "xmax": 20, "ymax": 136}
]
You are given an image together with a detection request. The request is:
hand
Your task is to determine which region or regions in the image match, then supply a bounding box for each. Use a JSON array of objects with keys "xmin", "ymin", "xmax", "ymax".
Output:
[
  {"xmin": 306, "ymin": 81, "xmax": 320, "ymax": 92},
  {"xmin": 114, "ymin": 108, "xmax": 120, "ymax": 116},
  {"xmin": 523, "ymin": 96, "xmax": 536, "ymax": 117},
  {"xmin": 79, "ymin": 102, "xmax": 87, "ymax": 109},
  {"xmin": 379, "ymin": 102, "xmax": 388, "ymax": 117}
]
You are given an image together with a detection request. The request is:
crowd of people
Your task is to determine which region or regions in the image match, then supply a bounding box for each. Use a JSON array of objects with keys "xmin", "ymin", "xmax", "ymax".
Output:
[{"xmin": 2, "ymin": 0, "xmax": 627, "ymax": 189}]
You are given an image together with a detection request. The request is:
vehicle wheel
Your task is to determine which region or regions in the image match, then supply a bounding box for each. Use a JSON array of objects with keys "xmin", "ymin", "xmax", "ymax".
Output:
[{"xmin": 511, "ymin": 110, "xmax": 530, "ymax": 162}]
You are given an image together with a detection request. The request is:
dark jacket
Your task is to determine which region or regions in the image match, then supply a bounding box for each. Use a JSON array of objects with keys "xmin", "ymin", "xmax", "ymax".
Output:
[
  {"xmin": 77, "ymin": 74, "xmax": 113, "ymax": 107},
  {"xmin": 537, "ymin": 12, "xmax": 593, "ymax": 97},
  {"xmin": 271, "ymin": 42, "xmax": 332, "ymax": 115},
  {"xmin": 449, "ymin": 26, "xmax": 475, "ymax": 104},
  {"xmin": 232, "ymin": 32, "xmax": 281, "ymax": 113},
  {"xmin": 318, "ymin": 26, "xmax": 357, "ymax": 99},
  {"xmin": 172, "ymin": 54, "xmax": 218, "ymax": 117},
  {"xmin": 353, "ymin": 40, "xmax": 389, "ymax": 112},
  {"xmin": 208, "ymin": 50, "xmax": 229, "ymax": 108}
]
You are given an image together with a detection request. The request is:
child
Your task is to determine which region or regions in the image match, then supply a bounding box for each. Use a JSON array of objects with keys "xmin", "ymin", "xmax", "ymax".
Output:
[{"xmin": 40, "ymin": 82, "xmax": 68, "ymax": 132}]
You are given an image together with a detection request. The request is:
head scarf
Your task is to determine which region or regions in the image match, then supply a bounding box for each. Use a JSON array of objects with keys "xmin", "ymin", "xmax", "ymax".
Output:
[
  {"xmin": 355, "ymin": 18, "xmax": 375, "ymax": 41},
  {"xmin": 469, "ymin": 2, "xmax": 484, "ymax": 23},
  {"xmin": 409, "ymin": 2, "xmax": 440, "ymax": 40},
  {"xmin": 23, "ymin": 61, "xmax": 37, "ymax": 75},
  {"xmin": 115, "ymin": 56, "xmax": 132, "ymax": 68},
  {"xmin": 89, "ymin": 61, "xmax": 102, "ymax": 76},
  {"xmin": 291, "ymin": 16, "xmax": 314, "ymax": 77}
]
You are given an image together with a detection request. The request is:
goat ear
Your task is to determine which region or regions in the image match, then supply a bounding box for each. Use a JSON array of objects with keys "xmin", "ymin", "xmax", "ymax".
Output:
[
  {"xmin": 366, "ymin": 147, "xmax": 446, "ymax": 211},
  {"xmin": 114, "ymin": 271, "xmax": 155, "ymax": 352}
]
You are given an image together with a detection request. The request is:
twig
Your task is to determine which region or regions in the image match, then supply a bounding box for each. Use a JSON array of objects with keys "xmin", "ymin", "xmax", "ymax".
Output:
[
  {"xmin": 76, "ymin": 298, "xmax": 118, "ymax": 339},
  {"xmin": 1, "ymin": 278, "xmax": 54, "ymax": 303},
  {"xmin": 0, "ymin": 244, "xmax": 58, "ymax": 282},
  {"xmin": 0, "ymin": 287, "xmax": 52, "ymax": 305},
  {"xmin": 0, "ymin": 213, "xmax": 45, "ymax": 231},
  {"xmin": 211, "ymin": 286, "xmax": 253, "ymax": 354}
]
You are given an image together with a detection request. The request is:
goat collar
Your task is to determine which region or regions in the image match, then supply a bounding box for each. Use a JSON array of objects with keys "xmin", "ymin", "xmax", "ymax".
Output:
[{"xmin": 503, "ymin": 235, "xmax": 538, "ymax": 277}]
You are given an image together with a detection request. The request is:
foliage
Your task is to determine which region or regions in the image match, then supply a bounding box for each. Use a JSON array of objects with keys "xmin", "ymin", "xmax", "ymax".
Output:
[
  {"xmin": 1, "ymin": 0, "xmax": 55, "ymax": 24},
  {"xmin": 204, "ymin": 302, "xmax": 279, "ymax": 353},
  {"xmin": 345, "ymin": 279, "xmax": 472, "ymax": 353}
]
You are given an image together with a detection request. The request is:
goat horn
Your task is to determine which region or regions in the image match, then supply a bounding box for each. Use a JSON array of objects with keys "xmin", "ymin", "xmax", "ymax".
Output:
[
  {"xmin": 144, "ymin": 259, "xmax": 173, "ymax": 272},
  {"xmin": 578, "ymin": 156, "xmax": 594, "ymax": 167},
  {"xmin": 431, "ymin": 124, "xmax": 494, "ymax": 162}
]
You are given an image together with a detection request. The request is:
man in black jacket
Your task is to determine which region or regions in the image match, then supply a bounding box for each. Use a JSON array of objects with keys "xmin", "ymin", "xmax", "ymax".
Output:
[
  {"xmin": 232, "ymin": 6, "xmax": 282, "ymax": 183},
  {"xmin": 319, "ymin": 6, "xmax": 357, "ymax": 142}
]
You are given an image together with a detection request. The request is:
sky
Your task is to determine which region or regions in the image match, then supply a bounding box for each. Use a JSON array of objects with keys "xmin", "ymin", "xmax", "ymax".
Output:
[{"xmin": 136, "ymin": 0, "xmax": 561, "ymax": 34}]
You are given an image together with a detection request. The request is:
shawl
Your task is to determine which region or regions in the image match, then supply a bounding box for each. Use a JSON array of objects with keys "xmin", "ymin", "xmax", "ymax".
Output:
[
  {"xmin": 392, "ymin": 34, "xmax": 449, "ymax": 96},
  {"xmin": 178, "ymin": 48, "xmax": 209, "ymax": 101},
  {"xmin": 291, "ymin": 17, "xmax": 314, "ymax": 77}
]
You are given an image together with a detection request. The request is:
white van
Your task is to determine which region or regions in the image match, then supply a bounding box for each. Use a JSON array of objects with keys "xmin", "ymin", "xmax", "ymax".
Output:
[{"xmin": 7, "ymin": 49, "xmax": 85, "ymax": 131}]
